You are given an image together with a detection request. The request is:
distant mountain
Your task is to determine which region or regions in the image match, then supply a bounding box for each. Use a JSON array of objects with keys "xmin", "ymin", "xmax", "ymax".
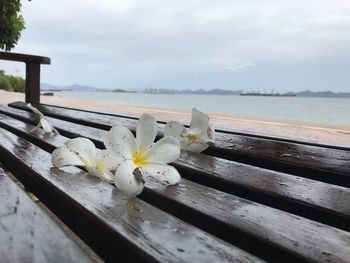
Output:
[
  {"xmin": 144, "ymin": 88, "xmax": 242, "ymax": 95},
  {"xmin": 41, "ymin": 83, "xmax": 100, "ymax": 91},
  {"xmin": 68, "ymin": 84, "xmax": 99, "ymax": 91},
  {"xmin": 178, "ymin": 89, "xmax": 242, "ymax": 95},
  {"xmin": 41, "ymin": 83, "xmax": 66, "ymax": 91},
  {"xmin": 296, "ymin": 90, "xmax": 350, "ymax": 98},
  {"xmin": 40, "ymin": 83, "xmax": 350, "ymax": 98}
]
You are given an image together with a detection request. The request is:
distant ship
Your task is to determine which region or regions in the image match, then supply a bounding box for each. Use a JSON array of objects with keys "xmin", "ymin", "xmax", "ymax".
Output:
[{"xmin": 240, "ymin": 90, "xmax": 296, "ymax": 97}]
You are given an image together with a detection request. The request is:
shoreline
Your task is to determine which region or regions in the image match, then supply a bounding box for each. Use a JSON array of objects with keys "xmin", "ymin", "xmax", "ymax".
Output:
[{"xmin": 1, "ymin": 90, "xmax": 349, "ymax": 147}]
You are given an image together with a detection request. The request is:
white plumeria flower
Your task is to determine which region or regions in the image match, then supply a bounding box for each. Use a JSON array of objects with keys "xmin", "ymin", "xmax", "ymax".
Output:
[
  {"xmin": 52, "ymin": 137, "xmax": 117, "ymax": 183},
  {"xmin": 104, "ymin": 113, "xmax": 181, "ymax": 196},
  {"xmin": 27, "ymin": 103, "xmax": 59, "ymax": 134},
  {"xmin": 165, "ymin": 108, "xmax": 215, "ymax": 153}
]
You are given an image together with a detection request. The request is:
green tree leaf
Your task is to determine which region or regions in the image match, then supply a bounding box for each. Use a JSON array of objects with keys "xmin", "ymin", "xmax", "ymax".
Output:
[
  {"xmin": 0, "ymin": 70, "xmax": 25, "ymax": 92},
  {"xmin": 0, "ymin": 0, "xmax": 26, "ymax": 51}
]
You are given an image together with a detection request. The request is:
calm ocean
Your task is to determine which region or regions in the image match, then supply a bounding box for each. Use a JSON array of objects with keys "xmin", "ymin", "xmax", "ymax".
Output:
[{"xmin": 54, "ymin": 91, "xmax": 350, "ymax": 126}]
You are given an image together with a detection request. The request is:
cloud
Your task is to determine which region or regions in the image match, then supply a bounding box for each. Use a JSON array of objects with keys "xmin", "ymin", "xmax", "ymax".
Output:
[
  {"xmin": 1, "ymin": 0, "xmax": 350, "ymax": 91},
  {"xmin": 225, "ymin": 62, "xmax": 255, "ymax": 72}
]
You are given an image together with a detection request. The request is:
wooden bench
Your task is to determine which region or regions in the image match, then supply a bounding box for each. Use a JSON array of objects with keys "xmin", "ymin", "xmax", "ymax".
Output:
[
  {"xmin": 0, "ymin": 52, "xmax": 350, "ymax": 262},
  {"xmin": 0, "ymin": 167, "xmax": 93, "ymax": 262}
]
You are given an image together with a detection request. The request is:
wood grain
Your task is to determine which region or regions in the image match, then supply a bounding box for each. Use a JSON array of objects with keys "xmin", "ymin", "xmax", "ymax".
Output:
[
  {"xmin": 0, "ymin": 127, "xmax": 261, "ymax": 263},
  {"xmin": 0, "ymin": 52, "xmax": 50, "ymax": 64},
  {"xmin": 36, "ymin": 102, "xmax": 350, "ymax": 151},
  {"xmin": 0, "ymin": 167, "xmax": 93, "ymax": 263},
  {"xmin": 7, "ymin": 102, "xmax": 350, "ymax": 188},
  {"xmin": 1, "ymin": 108, "xmax": 349, "ymax": 233},
  {"xmin": 0, "ymin": 115, "xmax": 350, "ymax": 262}
]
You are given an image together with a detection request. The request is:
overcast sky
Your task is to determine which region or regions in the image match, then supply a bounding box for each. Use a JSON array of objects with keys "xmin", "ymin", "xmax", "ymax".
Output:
[{"xmin": 1, "ymin": 0, "xmax": 350, "ymax": 92}]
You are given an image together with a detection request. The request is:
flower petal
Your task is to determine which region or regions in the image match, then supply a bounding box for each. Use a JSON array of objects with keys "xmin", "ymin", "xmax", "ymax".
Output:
[
  {"xmin": 65, "ymin": 138, "xmax": 97, "ymax": 167},
  {"xmin": 29, "ymin": 122, "xmax": 41, "ymax": 134},
  {"xmin": 52, "ymin": 147, "xmax": 85, "ymax": 167},
  {"xmin": 181, "ymin": 140, "xmax": 209, "ymax": 153},
  {"xmin": 146, "ymin": 136, "xmax": 180, "ymax": 164},
  {"xmin": 104, "ymin": 126, "xmax": 136, "ymax": 160},
  {"xmin": 189, "ymin": 108, "xmax": 210, "ymax": 132},
  {"xmin": 164, "ymin": 121, "xmax": 187, "ymax": 139},
  {"xmin": 136, "ymin": 113, "xmax": 157, "ymax": 152},
  {"xmin": 143, "ymin": 163, "xmax": 181, "ymax": 185},
  {"xmin": 52, "ymin": 127, "xmax": 60, "ymax": 135},
  {"xmin": 40, "ymin": 118, "xmax": 54, "ymax": 133},
  {"xmin": 195, "ymin": 122, "xmax": 215, "ymax": 142},
  {"xmin": 207, "ymin": 122, "xmax": 215, "ymax": 141},
  {"xmin": 100, "ymin": 170, "xmax": 115, "ymax": 183},
  {"xmin": 98, "ymin": 150, "xmax": 118, "ymax": 171},
  {"xmin": 27, "ymin": 103, "xmax": 44, "ymax": 118},
  {"xmin": 86, "ymin": 167, "xmax": 114, "ymax": 183},
  {"xmin": 114, "ymin": 160, "xmax": 145, "ymax": 196},
  {"xmin": 188, "ymin": 108, "xmax": 215, "ymax": 143}
]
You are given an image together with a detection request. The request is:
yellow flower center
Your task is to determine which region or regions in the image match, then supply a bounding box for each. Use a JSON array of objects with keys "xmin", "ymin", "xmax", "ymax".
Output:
[
  {"xmin": 96, "ymin": 162, "xmax": 106, "ymax": 171},
  {"xmin": 132, "ymin": 151, "xmax": 148, "ymax": 167},
  {"xmin": 181, "ymin": 132, "xmax": 198, "ymax": 143}
]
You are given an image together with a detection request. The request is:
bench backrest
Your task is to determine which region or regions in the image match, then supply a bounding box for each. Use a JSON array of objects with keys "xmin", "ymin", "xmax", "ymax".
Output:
[{"xmin": 0, "ymin": 51, "xmax": 50, "ymax": 103}]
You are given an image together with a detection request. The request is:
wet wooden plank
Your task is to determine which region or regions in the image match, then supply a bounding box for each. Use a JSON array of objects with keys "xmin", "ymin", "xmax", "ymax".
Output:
[
  {"xmin": 35, "ymin": 102, "xmax": 350, "ymax": 151},
  {"xmin": 6, "ymin": 102, "xmax": 350, "ymax": 188},
  {"xmin": 0, "ymin": 128, "xmax": 262, "ymax": 263},
  {"xmin": 0, "ymin": 117, "xmax": 350, "ymax": 262},
  {"xmin": 0, "ymin": 110, "xmax": 350, "ymax": 233},
  {"xmin": 0, "ymin": 167, "xmax": 93, "ymax": 263},
  {"xmin": 207, "ymin": 133, "xmax": 350, "ymax": 185}
]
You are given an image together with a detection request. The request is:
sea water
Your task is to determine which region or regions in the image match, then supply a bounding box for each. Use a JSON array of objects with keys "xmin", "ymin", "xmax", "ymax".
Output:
[{"xmin": 54, "ymin": 91, "xmax": 350, "ymax": 126}]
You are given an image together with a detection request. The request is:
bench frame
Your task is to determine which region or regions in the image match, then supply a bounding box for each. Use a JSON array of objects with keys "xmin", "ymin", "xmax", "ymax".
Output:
[{"xmin": 0, "ymin": 51, "xmax": 50, "ymax": 103}]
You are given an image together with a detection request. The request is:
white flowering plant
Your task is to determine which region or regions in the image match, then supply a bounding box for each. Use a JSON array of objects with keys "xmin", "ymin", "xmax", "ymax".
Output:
[
  {"xmin": 51, "ymin": 109, "xmax": 214, "ymax": 196},
  {"xmin": 165, "ymin": 108, "xmax": 215, "ymax": 153},
  {"xmin": 52, "ymin": 137, "xmax": 117, "ymax": 183},
  {"xmin": 52, "ymin": 113, "xmax": 181, "ymax": 196}
]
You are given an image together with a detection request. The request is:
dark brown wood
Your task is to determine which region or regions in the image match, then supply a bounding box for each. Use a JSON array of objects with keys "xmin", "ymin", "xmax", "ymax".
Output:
[
  {"xmin": 37, "ymin": 101, "xmax": 350, "ymax": 151},
  {"xmin": 1, "ymin": 102, "xmax": 350, "ymax": 262},
  {"xmin": 25, "ymin": 63, "xmax": 41, "ymax": 103},
  {"xmin": 207, "ymin": 132, "xmax": 350, "ymax": 186},
  {"xmin": 5, "ymin": 102, "xmax": 350, "ymax": 187},
  {"xmin": 0, "ymin": 128, "xmax": 261, "ymax": 263},
  {"xmin": 0, "ymin": 51, "xmax": 50, "ymax": 64},
  {"xmin": 0, "ymin": 167, "xmax": 93, "ymax": 262},
  {"xmin": 0, "ymin": 53, "xmax": 50, "ymax": 104},
  {"xmin": 0, "ymin": 113, "xmax": 350, "ymax": 262},
  {"xmin": 1, "ymin": 110, "xmax": 349, "ymax": 232}
]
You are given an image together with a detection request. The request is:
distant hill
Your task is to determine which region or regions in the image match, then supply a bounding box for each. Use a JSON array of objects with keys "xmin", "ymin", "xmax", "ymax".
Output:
[
  {"xmin": 41, "ymin": 83, "xmax": 100, "ymax": 91},
  {"xmin": 149, "ymin": 88, "xmax": 242, "ymax": 95},
  {"xmin": 40, "ymin": 83, "xmax": 61, "ymax": 90},
  {"xmin": 177, "ymin": 89, "xmax": 241, "ymax": 95},
  {"xmin": 296, "ymin": 90, "xmax": 350, "ymax": 98},
  {"xmin": 40, "ymin": 83, "xmax": 350, "ymax": 98}
]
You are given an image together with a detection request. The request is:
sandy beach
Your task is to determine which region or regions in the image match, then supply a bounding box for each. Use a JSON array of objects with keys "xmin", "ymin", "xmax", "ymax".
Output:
[{"xmin": 1, "ymin": 90, "xmax": 349, "ymax": 147}]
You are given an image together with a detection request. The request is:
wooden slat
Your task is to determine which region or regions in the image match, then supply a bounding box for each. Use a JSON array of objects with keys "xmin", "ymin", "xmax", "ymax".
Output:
[
  {"xmin": 0, "ymin": 167, "xmax": 93, "ymax": 263},
  {"xmin": 7, "ymin": 102, "xmax": 350, "ymax": 188},
  {"xmin": 0, "ymin": 115, "xmax": 350, "ymax": 262},
  {"xmin": 37, "ymin": 102, "xmax": 350, "ymax": 151},
  {"xmin": 0, "ymin": 55, "xmax": 50, "ymax": 103},
  {"xmin": 0, "ymin": 51, "xmax": 50, "ymax": 64},
  {"xmin": 0, "ymin": 110, "xmax": 350, "ymax": 232},
  {"xmin": 25, "ymin": 62, "xmax": 41, "ymax": 103},
  {"xmin": 0, "ymin": 128, "xmax": 262, "ymax": 263}
]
